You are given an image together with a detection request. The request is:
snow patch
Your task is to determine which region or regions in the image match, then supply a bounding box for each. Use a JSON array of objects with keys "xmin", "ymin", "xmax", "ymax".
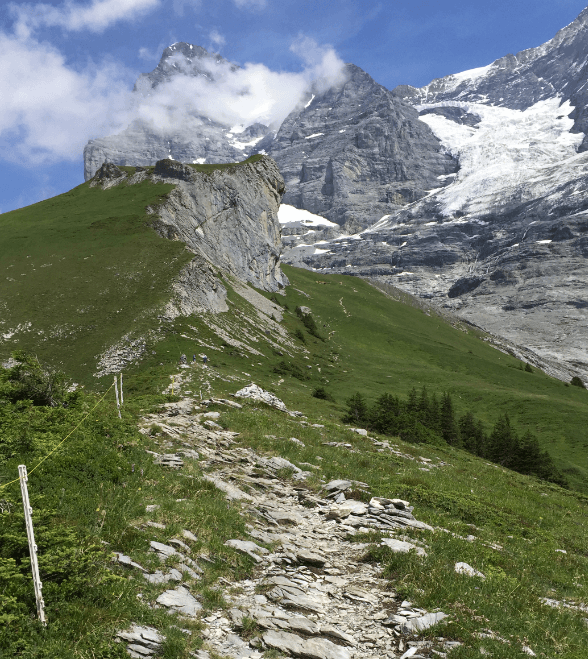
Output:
[
  {"xmin": 305, "ymin": 133, "xmax": 324, "ymax": 139},
  {"xmin": 278, "ymin": 204, "xmax": 338, "ymax": 228}
]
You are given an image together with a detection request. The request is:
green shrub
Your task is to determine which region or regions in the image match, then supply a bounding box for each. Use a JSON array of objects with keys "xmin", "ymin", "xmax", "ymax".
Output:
[
  {"xmin": 570, "ymin": 376, "xmax": 585, "ymax": 388},
  {"xmin": 295, "ymin": 307, "xmax": 323, "ymax": 340},
  {"xmin": 272, "ymin": 360, "xmax": 310, "ymax": 381},
  {"xmin": 293, "ymin": 329, "xmax": 306, "ymax": 344},
  {"xmin": 311, "ymin": 386, "xmax": 334, "ymax": 402}
]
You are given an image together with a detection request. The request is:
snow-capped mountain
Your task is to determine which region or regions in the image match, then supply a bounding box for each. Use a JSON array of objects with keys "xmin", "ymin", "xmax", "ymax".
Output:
[
  {"xmin": 292, "ymin": 8, "xmax": 588, "ymax": 382},
  {"xmin": 84, "ymin": 43, "xmax": 272, "ymax": 180},
  {"xmin": 82, "ymin": 7, "xmax": 588, "ymax": 382}
]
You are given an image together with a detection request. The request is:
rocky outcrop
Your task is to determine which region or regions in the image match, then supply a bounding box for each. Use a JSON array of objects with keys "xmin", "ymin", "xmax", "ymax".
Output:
[
  {"xmin": 280, "ymin": 8, "xmax": 588, "ymax": 383},
  {"xmin": 83, "ymin": 47, "xmax": 456, "ymax": 231},
  {"xmin": 91, "ymin": 156, "xmax": 287, "ymax": 320}
]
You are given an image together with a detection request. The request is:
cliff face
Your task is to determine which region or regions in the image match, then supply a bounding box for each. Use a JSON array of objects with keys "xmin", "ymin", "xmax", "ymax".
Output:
[
  {"xmin": 268, "ymin": 64, "xmax": 457, "ymax": 232},
  {"xmin": 92, "ymin": 156, "xmax": 287, "ymax": 317}
]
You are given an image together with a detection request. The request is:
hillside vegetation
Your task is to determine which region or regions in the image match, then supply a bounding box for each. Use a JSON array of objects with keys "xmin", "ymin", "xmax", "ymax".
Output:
[
  {"xmin": 0, "ymin": 181, "xmax": 587, "ymax": 658},
  {"xmin": 119, "ymin": 265, "xmax": 587, "ymax": 492},
  {"xmin": 0, "ymin": 179, "xmax": 190, "ymax": 380}
]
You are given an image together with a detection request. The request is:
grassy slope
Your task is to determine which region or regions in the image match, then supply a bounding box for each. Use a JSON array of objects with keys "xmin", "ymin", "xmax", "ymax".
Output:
[
  {"xmin": 1, "ymin": 262, "xmax": 587, "ymax": 657},
  {"xmin": 2, "ymin": 342, "xmax": 587, "ymax": 658},
  {"xmin": 0, "ymin": 179, "xmax": 191, "ymax": 381},
  {"xmin": 126, "ymin": 265, "xmax": 587, "ymax": 492}
]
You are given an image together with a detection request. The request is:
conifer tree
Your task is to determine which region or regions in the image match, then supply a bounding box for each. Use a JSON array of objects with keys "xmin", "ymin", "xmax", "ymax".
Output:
[
  {"xmin": 428, "ymin": 392, "xmax": 440, "ymax": 433},
  {"xmin": 439, "ymin": 392, "xmax": 460, "ymax": 446},
  {"xmin": 488, "ymin": 414, "xmax": 519, "ymax": 468},
  {"xmin": 372, "ymin": 393, "xmax": 402, "ymax": 435},
  {"xmin": 342, "ymin": 392, "xmax": 369, "ymax": 426},
  {"xmin": 406, "ymin": 387, "xmax": 419, "ymax": 412}
]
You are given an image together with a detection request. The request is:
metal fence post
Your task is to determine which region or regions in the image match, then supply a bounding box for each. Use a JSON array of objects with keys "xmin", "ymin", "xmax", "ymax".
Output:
[{"xmin": 18, "ymin": 465, "xmax": 47, "ymax": 626}]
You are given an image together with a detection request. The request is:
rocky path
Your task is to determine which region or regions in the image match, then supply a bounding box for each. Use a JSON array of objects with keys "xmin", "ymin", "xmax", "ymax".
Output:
[{"xmin": 115, "ymin": 387, "xmax": 459, "ymax": 659}]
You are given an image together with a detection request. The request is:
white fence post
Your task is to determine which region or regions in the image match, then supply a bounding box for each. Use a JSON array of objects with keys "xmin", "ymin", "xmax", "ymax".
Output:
[
  {"xmin": 18, "ymin": 465, "xmax": 47, "ymax": 626},
  {"xmin": 119, "ymin": 373, "xmax": 123, "ymax": 406},
  {"xmin": 114, "ymin": 376, "xmax": 121, "ymax": 419}
]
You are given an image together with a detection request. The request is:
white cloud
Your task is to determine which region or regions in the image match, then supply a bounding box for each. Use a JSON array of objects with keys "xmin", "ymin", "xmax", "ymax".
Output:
[
  {"xmin": 0, "ymin": 23, "xmax": 346, "ymax": 168},
  {"xmin": 11, "ymin": 0, "xmax": 161, "ymax": 36},
  {"xmin": 131, "ymin": 37, "xmax": 347, "ymax": 131},
  {"xmin": 209, "ymin": 30, "xmax": 226, "ymax": 49},
  {"xmin": 233, "ymin": 0, "xmax": 267, "ymax": 10},
  {"xmin": 0, "ymin": 31, "xmax": 135, "ymax": 165}
]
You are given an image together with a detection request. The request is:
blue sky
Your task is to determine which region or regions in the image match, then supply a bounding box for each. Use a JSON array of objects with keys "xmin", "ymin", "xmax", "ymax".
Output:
[{"xmin": 1, "ymin": 0, "xmax": 587, "ymax": 213}]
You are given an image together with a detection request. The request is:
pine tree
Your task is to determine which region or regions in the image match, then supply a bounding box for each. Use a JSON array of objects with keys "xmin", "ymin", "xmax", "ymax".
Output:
[
  {"xmin": 488, "ymin": 414, "xmax": 519, "ymax": 468},
  {"xmin": 342, "ymin": 392, "xmax": 369, "ymax": 426},
  {"xmin": 458, "ymin": 412, "xmax": 487, "ymax": 456},
  {"xmin": 427, "ymin": 392, "xmax": 440, "ymax": 434},
  {"xmin": 372, "ymin": 393, "xmax": 402, "ymax": 435},
  {"xmin": 439, "ymin": 392, "xmax": 461, "ymax": 446},
  {"xmin": 515, "ymin": 430, "xmax": 544, "ymax": 475},
  {"xmin": 406, "ymin": 387, "xmax": 418, "ymax": 412}
]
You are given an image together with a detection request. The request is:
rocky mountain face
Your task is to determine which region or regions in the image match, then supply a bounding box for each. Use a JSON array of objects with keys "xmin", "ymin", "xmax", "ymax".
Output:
[
  {"xmin": 282, "ymin": 9, "xmax": 588, "ymax": 383},
  {"xmin": 82, "ymin": 8, "xmax": 588, "ymax": 383},
  {"xmin": 91, "ymin": 156, "xmax": 287, "ymax": 319},
  {"xmin": 267, "ymin": 64, "xmax": 457, "ymax": 232},
  {"xmin": 83, "ymin": 46, "xmax": 457, "ymax": 234}
]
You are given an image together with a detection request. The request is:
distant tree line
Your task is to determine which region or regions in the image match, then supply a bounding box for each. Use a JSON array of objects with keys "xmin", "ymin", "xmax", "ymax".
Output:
[{"xmin": 342, "ymin": 386, "xmax": 567, "ymax": 487}]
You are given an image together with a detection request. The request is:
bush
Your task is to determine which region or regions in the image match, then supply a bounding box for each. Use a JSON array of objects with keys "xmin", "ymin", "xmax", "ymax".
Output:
[
  {"xmin": 570, "ymin": 376, "xmax": 585, "ymax": 388},
  {"xmin": 1, "ymin": 351, "xmax": 78, "ymax": 408},
  {"xmin": 293, "ymin": 328, "xmax": 306, "ymax": 344},
  {"xmin": 295, "ymin": 307, "xmax": 323, "ymax": 340},
  {"xmin": 272, "ymin": 360, "xmax": 310, "ymax": 381},
  {"xmin": 312, "ymin": 386, "xmax": 334, "ymax": 402}
]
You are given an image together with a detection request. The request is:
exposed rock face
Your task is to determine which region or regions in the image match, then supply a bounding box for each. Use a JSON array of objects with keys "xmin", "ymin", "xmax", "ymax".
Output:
[
  {"xmin": 281, "ymin": 9, "xmax": 588, "ymax": 383},
  {"xmin": 83, "ymin": 48, "xmax": 456, "ymax": 231},
  {"xmin": 266, "ymin": 64, "xmax": 457, "ymax": 229},
  {"xmin": 83, "ymin": 12, "xmax": 588, "ymax": 381},
  {"xmin": 91, "ymin": 156, "xmax": 287, "ymax": 319},
  {"xmin": 393, "ymin": 7, "xmax": 588, "ymax": 147}
]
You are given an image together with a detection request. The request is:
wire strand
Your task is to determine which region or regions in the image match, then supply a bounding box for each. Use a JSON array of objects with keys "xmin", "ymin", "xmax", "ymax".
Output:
[{"xmin": 0, "ymin": 383, "xmax": 115, "ymax": 490}]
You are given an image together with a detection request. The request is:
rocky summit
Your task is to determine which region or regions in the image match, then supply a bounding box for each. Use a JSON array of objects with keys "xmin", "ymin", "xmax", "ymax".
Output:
[{"xmin": 267, "ymin": 64, "xmax": 456, "ymax": 232}]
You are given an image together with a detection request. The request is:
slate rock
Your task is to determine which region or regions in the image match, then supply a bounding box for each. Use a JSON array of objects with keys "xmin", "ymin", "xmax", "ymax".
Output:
[
  {"xmin": 399, "ymin": 611, "xmax": 448, "ymax": 634},
  {"xmin": 455, "ymin": 562, "xmax": 486, "ymax": 579},
  {"xmin": 323, "ymin": 480, "xmax": 353, "ymax": 492},
  {"xmin": 296, "ymin": 549, "xmax": 328, "ymax": 567},
  {"xmin": 225, "ymin": 539, "xmax": 270, "ymax": 562},
  {"xmin": 262, "ymin": 630, "xmax": 351, "ymax": 659},
  {"xmin": 319, "ymin": 624, "xmax": 357, "ymax": 646},
  {"xmin": 112, "ymin": 552, "xmax": 147, "ymax": 571},
  {"xmin": 234, "ymin": 384, "xmax": 288, "ymax": 411},
  {"xmin": 150, "ymin": 541, "xmax": 178, "ymax": 559},
  {"xmin": 181, "ymin": 529, "xmax": 198, "ymax": 542},
  {"xmin": 156, "ymin": 586, "xmax": 202, "ymax": 616},
  {"xmin": 381, "ymin": 538, "xmax": 427, "ymax": 557},
  {"xmin": 144, "ymin": 569, "xmax": 182, "ymax": 584}
]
